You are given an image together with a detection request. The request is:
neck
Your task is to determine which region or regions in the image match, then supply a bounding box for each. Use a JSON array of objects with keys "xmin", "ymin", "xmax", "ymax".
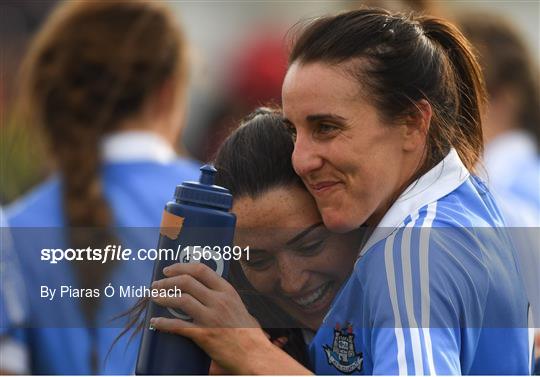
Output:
[
  {"xmin": 117, "ymin": 116, "xmax": 177, "ymax": 149},
  {"xmin": 367, "ymin": 149, "xmax": 425, "ymax": 227}
]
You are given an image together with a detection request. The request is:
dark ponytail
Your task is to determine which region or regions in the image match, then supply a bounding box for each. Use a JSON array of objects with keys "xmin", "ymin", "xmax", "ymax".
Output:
[{"xmin": 419, "ymin": 16, "xmax": 486, "ymax": 171}]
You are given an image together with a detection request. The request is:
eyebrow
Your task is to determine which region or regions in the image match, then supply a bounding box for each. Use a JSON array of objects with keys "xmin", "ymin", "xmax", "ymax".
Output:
[
  {"xmin": 283, "ymin": 114, "xmax": 347, "ymax": 126},
  {"xmin": 285, "ymin": 222, "xmax": 324, "ymax": 246},
  {"xmin": 306, "ymin": 114, "xmax": 347, "ymax": 123}
]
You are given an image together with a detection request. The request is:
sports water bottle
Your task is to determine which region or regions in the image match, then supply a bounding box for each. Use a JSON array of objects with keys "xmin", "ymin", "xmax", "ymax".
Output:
[{"xmin": 136, "ymin": 165, "xmax": 236, "ymax": 375}]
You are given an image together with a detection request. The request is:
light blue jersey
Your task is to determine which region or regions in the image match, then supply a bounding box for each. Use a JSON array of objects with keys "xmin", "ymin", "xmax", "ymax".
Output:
[
  {"xmin": 1, "ymin": 132, "xmax": 200, "ymax": 374},
  {"xmin": 0, "ymin": 209, "xmax": 29, "ymax": 374},
  {"xmin": 482, "ymin": 130, "xmax": 540, "ymax": 328},
  {"xmin": 309, "ymin": 149, "xmax": 533, "ymax": 375},
  {"xmin": 483, "ymin": 130, "xmax": 540, "ymax": 224}
]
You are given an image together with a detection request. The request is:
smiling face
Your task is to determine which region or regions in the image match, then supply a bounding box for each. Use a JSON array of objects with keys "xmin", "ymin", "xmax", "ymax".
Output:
[
  {"xmin": 233, "ymin": 185, "xmax": 359, "ymax": 330},
  {"xmin": 282, "ymin": 61, "xmax": 418, "ymax": 232}
]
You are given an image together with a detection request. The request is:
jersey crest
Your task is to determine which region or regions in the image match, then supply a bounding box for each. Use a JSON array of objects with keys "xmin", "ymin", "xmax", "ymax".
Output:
[{"xmin": 323, "ymin": 322, "xmax": 363, "ymax": 374}]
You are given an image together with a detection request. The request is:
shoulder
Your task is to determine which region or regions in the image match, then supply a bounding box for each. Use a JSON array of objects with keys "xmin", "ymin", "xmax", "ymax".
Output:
[
  {"xmin": 103, "ymin": 158, "xmax": 200, "ymax": 192},
  {"xmin": 355, "ymin": 200, "xmax": 493, "ymax": 323},
  {"xmin": 358, "ymin": 197, "xmax": 492, "ymax": 272},
  {"xmin": 5, "ymin": 177, "xmax": 63, "ymax": 227},
  {"xmin": 160, "ymin": 157, "xmax": 202, "ymax": 177},
  {"xmin": 103, "ymin": 157, "xmax": 201, "ymax": 182},
  {"xmin": 100, "ymin": 158, "xmax": 201, "ymax": 226},
  {"xmin": 430, "ymin": 176, "xmax": 506, "ymax": 227}
]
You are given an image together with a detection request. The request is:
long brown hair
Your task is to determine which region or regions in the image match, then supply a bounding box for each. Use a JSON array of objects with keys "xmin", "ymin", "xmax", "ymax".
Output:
[
  {"xmin": 288, "ymin": 8, "xmax": 487, "ymax": 175},
  {"xmin": 18, "ymin": 0, "xmax": 188, "ymax": 321}
]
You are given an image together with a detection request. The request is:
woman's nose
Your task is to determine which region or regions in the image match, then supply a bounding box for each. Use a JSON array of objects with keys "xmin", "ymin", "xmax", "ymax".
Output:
[
  {"xmin": 277, "ymin": 255, "xmax": 309, "ymax": 295},
  {"xmin": 291, "ymin": 133, "xmax": 323, "ymax": 179}
]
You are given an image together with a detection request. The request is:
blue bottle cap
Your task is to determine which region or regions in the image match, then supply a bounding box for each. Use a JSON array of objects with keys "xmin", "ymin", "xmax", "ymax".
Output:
[{"xmin": 174, "ymin": 165, "xmax": 233, "ymax": 210}]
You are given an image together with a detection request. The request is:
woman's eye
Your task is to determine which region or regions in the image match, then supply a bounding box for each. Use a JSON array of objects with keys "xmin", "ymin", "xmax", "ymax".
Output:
[
  {"xmin": 295, "ymin": 239, "xmax": 325, "ymax": 255},
  {"xmin": 242, "ymin": 257, "xmax": 273, "ymax": 271},
  {"xmin": 316, "ymin": 123, "xmax": 339, "ymax": 136}
]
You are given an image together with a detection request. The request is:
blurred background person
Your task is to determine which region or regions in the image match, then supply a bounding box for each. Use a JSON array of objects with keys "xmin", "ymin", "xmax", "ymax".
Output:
[
  {"xmin": 458, "ymin": 13, "xmax": 540, "ymax": 374},
  {"xmin": 1, "ymin": 0, "xmax": 199, "ymax": 374},
  {"xmin": 458, "ymin": 13, "xmax": 540, "ymax": 224}
]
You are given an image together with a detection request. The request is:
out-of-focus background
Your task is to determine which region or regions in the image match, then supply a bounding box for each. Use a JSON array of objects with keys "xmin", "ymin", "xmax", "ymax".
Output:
[{"xmin": 1, "ymin": 0, "xmax": 538, "ymax": 204}]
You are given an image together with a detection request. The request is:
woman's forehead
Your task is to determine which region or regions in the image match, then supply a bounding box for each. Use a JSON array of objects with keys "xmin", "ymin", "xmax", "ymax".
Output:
[
  {"xmin": 282, "ymin": 62, "xmax": 364, "ymax": 119},
  {"xmin": 234, "ymin": 225, "xmax": 320, "ymax": 253},
  {"xmin": 233, "ymin": 186, "xmax": 320, "ymax": 230}
]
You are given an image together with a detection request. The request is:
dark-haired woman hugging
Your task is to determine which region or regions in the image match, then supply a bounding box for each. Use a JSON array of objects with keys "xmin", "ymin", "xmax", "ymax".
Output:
[{"xmin": 144, "ymin": 109, "xmax": 361, "ymax": 373}]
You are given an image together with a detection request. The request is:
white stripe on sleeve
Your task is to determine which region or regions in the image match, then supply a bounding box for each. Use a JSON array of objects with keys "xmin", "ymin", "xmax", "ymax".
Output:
[
  {"xmin": 401, "ymin": 210, "xmax": 424, "ymax": 375},
  {"xmin": 385, "ymin": 231, "xmax": 407, "ymax": 375},
  {"xmin": 420, "ymin": 202, "xmax": 438, "ymax": 375}
]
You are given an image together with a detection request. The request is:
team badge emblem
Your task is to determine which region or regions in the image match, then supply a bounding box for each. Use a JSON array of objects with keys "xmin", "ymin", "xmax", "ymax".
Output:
[{"xmin": 323, "ymin": 322, "xmax": 363, "ymax": 374}]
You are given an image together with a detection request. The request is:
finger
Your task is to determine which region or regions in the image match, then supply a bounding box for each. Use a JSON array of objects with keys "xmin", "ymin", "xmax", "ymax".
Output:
[
  {"xmin": 152, "ymin": 292, "xmax": 206, "ymax": 319},
  {"xmin": 150, "ymin": 316, "xmax": 200, "ymax": 337},
  {"xmin": 152, "ymin": 274, "xmax": 214, "ymax": 305},
  {"xmin": 162, "ymin": 263, "xmax": 225, "ymax": 291}
]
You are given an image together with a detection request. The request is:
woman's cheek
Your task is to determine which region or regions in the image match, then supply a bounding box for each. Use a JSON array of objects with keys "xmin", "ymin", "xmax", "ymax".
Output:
[
  {"xmin": 242, "ymin": 267, "xmax": 275, "ymax": 296},
  {"xmin": 322, "ymin": 238, "xmax": 358, "ymax": 280}
]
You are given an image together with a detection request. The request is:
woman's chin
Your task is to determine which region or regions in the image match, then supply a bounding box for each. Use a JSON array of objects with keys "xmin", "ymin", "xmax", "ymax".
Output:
[{"xmin": 322, "ymin": 211, "xmax": 358, "ymax": 233}]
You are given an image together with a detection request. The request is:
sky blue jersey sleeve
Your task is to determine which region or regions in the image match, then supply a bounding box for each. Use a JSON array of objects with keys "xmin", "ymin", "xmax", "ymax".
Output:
[
  {"xmin": 311, "ymin": 190, "xmax": 530, "ymax": 375},
  {"xmin": 360, "ymin": 226, "xmax": 487, "ymax": 375},
  {"xmin": 356, "ymin": 205, "xmax": 530, "ymax": 375},
  {"xmin": 311, "ymin": 214, "xmax": 486, "ymax": 374}
]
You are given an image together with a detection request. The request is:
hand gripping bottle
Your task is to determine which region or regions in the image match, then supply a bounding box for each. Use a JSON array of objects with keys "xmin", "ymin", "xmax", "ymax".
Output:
[{"xmin": 136, "ymin": 165, "xmax": 236, "ymax": 375}]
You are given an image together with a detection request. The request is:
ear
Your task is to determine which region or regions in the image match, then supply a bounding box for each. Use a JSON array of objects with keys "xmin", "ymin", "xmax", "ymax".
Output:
[{"xmin": 401, "ymin": 99, "xmax": 432, "ymax": 152}]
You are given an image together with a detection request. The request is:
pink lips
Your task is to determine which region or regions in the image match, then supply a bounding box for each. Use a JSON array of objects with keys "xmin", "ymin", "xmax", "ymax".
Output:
[{"xmin": 310, "ymin": 181, "xmax": 341, "ymax": 195}]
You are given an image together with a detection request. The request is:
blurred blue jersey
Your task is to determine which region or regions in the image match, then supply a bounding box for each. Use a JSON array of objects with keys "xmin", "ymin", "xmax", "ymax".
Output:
[
  {"xmin": 2, "ymin": 132, "xmax": 200, "ymax": 374},
  {"xmin": 1, "ymin": 208, "xmax": 27, "ymax": 329},
  {"xmin": 483, "ymin": 130, "xmax": 540, "ymax": 224},
  {"xmin": 482, "ymin": 130, "xmax": 540, "ymax": 327},
  {"xmin": 309, "ymin": 149, "xmax": 533, "ymax": 375},
  {"xmin": 0, "ymin": 209, "xmax": 30, "ymax": 374}
]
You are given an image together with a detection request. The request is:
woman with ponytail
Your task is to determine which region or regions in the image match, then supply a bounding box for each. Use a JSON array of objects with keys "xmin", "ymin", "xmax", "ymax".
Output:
[
  {"xmin": 149, "ymin": 8, "xmax": 532, "ymax": 375},
  {"xmin": 4, "ymin": 0, "xmax": 199, "ymax": 374}
]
